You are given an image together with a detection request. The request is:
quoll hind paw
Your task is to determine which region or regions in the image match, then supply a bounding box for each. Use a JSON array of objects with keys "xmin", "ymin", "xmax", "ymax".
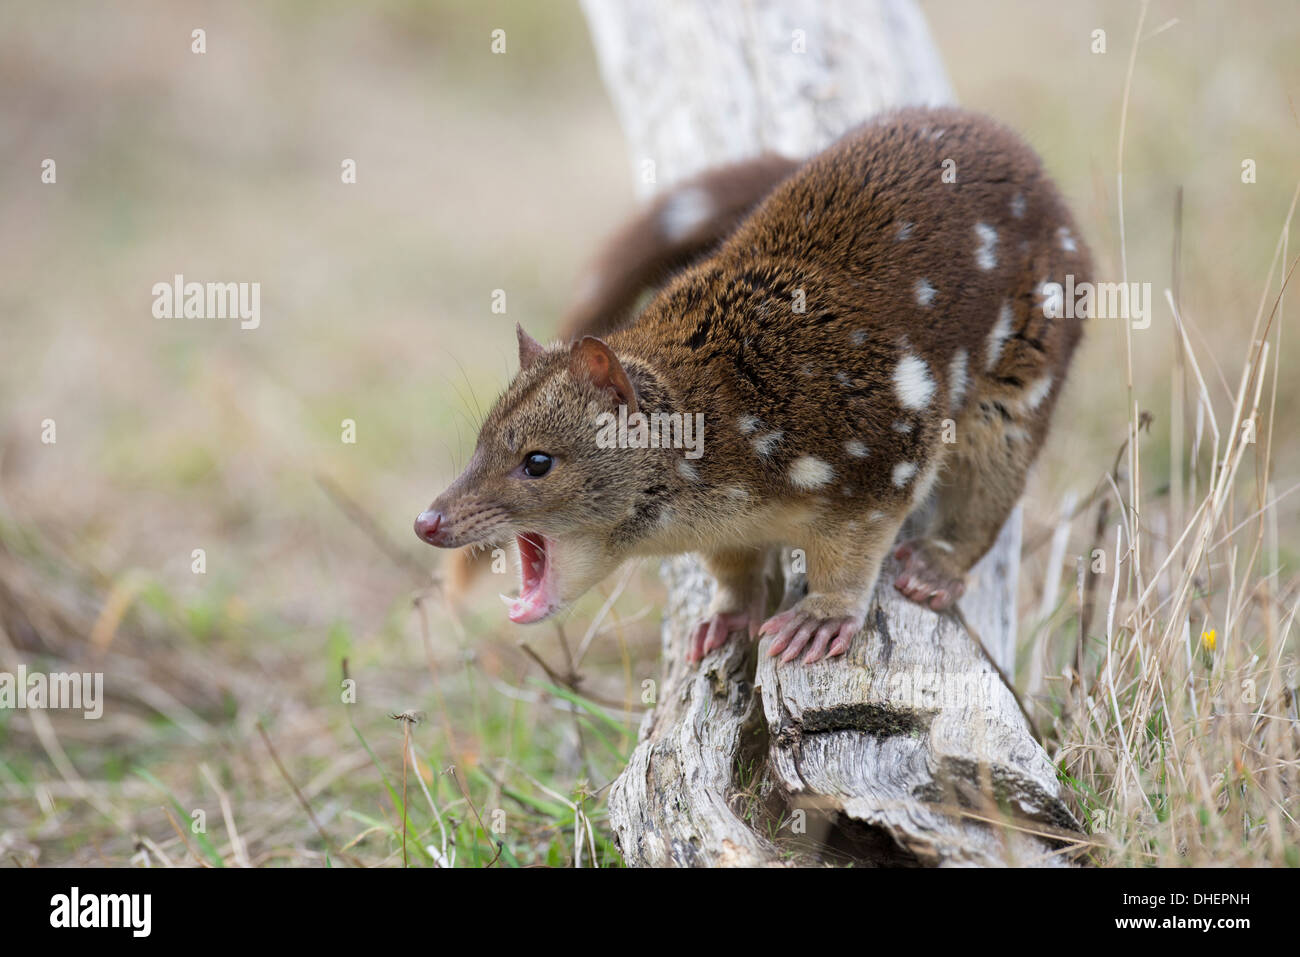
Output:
[
  {"xmin": 893, "ymin": 540, "xmax": 966, "ymax": 611},
  {"xmin": 687, "ymin": 610, "xmax": 757, "ymax": 663},
  {"xmin": 758, "ymin": 600, "xmax": 863, "ymax": 664}
]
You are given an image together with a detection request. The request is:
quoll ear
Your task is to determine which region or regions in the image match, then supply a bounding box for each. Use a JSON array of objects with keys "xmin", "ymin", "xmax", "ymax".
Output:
[
  {"xmin": 516, "ymin": 323, "xmax": 548, "ymax": 372},
  {"xmin": 569, "ymin": 336, "xmax": 638, "ymax": 415}
]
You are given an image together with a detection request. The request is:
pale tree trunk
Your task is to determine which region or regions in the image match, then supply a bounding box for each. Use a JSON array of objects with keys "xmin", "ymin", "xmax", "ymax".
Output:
[{"xmin": 581, "ymin": 0, "xmax": 1082, "ymax": 866}]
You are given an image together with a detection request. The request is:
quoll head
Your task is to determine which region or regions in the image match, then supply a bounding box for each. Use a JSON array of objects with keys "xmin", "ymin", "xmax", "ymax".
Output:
[{"xmin": 415, "ymin": 324, "xmax": 666, "ymax": 624}]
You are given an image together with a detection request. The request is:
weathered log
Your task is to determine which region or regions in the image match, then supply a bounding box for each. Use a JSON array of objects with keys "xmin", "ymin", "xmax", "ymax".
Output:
[{"xmin": 582, "ymin": 0, "xmax": 1082, "ymax": 866}]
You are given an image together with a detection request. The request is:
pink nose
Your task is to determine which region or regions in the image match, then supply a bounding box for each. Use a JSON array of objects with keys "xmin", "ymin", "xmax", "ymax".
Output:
[{"xmin": 414, "ymin": 509, "xmax": 445, "ymax": 545}]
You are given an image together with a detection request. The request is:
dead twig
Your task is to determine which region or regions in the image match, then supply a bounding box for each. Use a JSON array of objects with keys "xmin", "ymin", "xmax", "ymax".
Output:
[{"xmin": 256, "ymin": 719, "xmax": 361, "ymax": 867}]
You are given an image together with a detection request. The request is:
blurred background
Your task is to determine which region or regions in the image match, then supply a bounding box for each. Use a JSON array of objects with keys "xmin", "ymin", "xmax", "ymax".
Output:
[{"xmin": 1, "ymin": 0, "xmax": 1296, "ymax": 866}]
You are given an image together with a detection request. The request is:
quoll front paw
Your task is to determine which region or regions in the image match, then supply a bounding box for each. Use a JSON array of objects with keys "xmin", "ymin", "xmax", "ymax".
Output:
[
  {"xmin": 893, "ymin": 539, "xmax": 966, "ymax": 611},
  {"xmin": 758, "ymin": 593, "xmax": 865, "ymax": 664},
  {"xmin": 687, "ymin": 610, "xmax": 758, "ymax": 664}
]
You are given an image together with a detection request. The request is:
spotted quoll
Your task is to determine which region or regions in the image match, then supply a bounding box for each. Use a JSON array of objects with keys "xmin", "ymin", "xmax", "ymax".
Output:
[{"xmin": 416, "ymin": 106, "xmax": 1089, "ymax": 665}]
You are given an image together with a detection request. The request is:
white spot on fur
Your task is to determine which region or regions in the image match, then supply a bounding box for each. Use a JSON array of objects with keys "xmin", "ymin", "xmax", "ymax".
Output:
[
  {"xmin": 869, "ymin": 510, "xmax": 886, "ymax": 521},
  {"xmin": 753, "ymin": 431, "xmax": 783, "ymax": 456},
  {"xmin": 677, "ymin": 459, "xmax": 699, "ymax": 482},
  {"xmin": 896, "ymin": 221, "xmax": 914, "ymax": 241},
  {"xmin": 974, "ymin": 222, "xmax": 998, "ymax": 270},
  {"xmin": 1057, "ymin": 226, "xmax": 1077, "ymax": 252},
  {"xmin": 1021, "ymin": 375, "xmax": 1054, "ymax": 412},
  {"xmin": 660, "ymin": 186, "xmax": 713, "ymax": 241},
  {"xmin": 911, "ymin": 460, "xmax": 941, "ymax": 504},
  {"xmin": 725, "ymin": 486, "xmax": 749, "ymax": 500},
  {"xmin": 1010, "ymin": 193, "xmax": 1026, "ymax": 218},
  {"xmin": 850, "ymin": 329, "xmax": 868, "ymax": 347},
  {"xmin": 948, "ymin": 348, "xmax": 969, "ymax": 411},
  {"xmin": 986, "ymin": 302, "xmax": 1013, "ymax": 371},
  {"xmin": 836, "ymin": 371, "xmax": 853, "ymax": 387},
  {"xmin": 1005, "ymin": 424, "xmax": 1032, "ymax": 443},
  {"xmin": 845, "ymin": 439, "xmax": 869, "ymax": 458},
  {"xmin": 893, "ymin": 354, "xmax": 935, "ymax": 410},
  {"xmin": 892, "ymin": 420, "xmax": 913, "ymax": 434},
  {"xmin": 892, "ymin": 461, "xmax": 918, "ymax": 487},
  {"xmin": 788, "ymin": 456, "xmax": 833, "ymax": 489},
  {"xmin": 914, "ymin": 278, "xmax": 937, "ymax": 307},
  {"xmin": 737, "ymin": 415, "xmax": 760, "ymax": 435},
  {"xmin": 931, "ymin": 539, "xmax": 955, "ymax": 553}
]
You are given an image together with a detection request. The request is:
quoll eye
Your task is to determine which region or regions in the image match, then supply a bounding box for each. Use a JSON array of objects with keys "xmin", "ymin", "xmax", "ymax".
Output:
[{"xmin": 522, "ymin": 452, "xmax": 553, "ymax": 478}]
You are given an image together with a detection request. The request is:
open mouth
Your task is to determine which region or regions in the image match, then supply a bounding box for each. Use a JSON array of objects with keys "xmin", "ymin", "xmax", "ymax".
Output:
[{"xmin": 501, "ymin": 533, "xmax": 558, "ymax": 624}]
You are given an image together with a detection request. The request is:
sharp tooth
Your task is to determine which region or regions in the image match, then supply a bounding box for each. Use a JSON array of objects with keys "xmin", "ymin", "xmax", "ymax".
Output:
[{"xmin": 500, "ymin": 593, "xmax": 518, "ymax": 609}]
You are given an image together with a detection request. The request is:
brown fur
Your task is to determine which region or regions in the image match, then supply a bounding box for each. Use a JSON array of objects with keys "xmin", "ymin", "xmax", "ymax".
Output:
[
  {"xmin": 561, "ymin": 154, "xmax": 801, "ymax": 340},
  {"xmin": 419, "ymin": 107, "xmax": 1089, "ymax": 664}
]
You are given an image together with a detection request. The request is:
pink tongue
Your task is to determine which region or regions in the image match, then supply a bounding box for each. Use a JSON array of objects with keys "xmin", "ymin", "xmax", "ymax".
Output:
[{"xmin": 502, "ymin": 591, "xmax": 551, "ymax": 624}]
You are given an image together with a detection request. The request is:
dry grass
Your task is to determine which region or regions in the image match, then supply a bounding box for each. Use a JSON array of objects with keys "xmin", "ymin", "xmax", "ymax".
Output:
[
  {"xmin": 1041, "ymin": 238, "xmax": 1300, "ymax": 864},
  {"xmin": 1018, "ymin": 4, "xmax": 1300, "ymax": 865}
]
